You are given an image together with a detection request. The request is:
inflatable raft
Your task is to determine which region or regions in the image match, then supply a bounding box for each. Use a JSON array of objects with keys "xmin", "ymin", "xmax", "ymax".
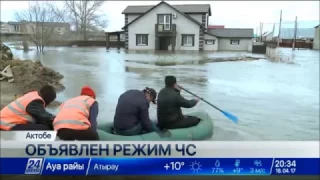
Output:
[{"xmin": 97, "ymin": 111, "xmax": 214, "ymax": 141}]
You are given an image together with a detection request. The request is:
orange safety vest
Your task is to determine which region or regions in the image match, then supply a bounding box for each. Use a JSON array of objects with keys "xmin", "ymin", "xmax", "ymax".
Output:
[
  {"xmin": 53, "ymin": 95, "xmax": 95, "ymax": 131},
  {"xmin": 0, "ymin": 91, "xmax": 45, "ymax": 131}
]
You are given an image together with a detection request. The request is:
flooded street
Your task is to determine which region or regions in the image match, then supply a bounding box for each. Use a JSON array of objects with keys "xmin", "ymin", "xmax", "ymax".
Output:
[{"xmin": 10, "ymin": 47, "xmax": 320, "ymax": 141}]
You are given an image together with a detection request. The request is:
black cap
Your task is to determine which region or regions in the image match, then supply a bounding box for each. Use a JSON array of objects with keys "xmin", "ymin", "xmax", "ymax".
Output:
[
  {"xmin": 165, "ymin": 75, "xmax": 177, "ymax": 87},
  {"xmin": 144, "ymin": 87, "xmax": 157, "ymax": 104}
]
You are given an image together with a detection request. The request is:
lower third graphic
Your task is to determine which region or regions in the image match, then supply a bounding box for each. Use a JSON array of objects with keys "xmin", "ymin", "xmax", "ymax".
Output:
[{"xmin": 25, "ymin": 158, "xmax": 43, "ymax": 174}]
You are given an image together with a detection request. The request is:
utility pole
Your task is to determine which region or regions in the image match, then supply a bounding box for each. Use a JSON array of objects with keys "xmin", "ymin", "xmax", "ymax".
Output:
[
  {"xmin": 256, "ymin": 26, "xmax": 258, "ymax": 41},
  {"xmin": 261, "ymin": 23, "xmax": 264, "ymax": 42},
  {"xmin": 259, "ymin": 22, "xmax": 263, "ymax": 42},
  {"xmin": 277, "ymin": 10, "xmax": 282, "ymax": 47},
  {"xmin": 272, "ymin": 23, "xmax": 275, "ymax": 40},
  {"xmin": 258, "ymin": 22, "xmax": 261, "ymax": 42},
  {"xmin": 293, "ymin": 16, "xmax": 298, "ymax": 50}
]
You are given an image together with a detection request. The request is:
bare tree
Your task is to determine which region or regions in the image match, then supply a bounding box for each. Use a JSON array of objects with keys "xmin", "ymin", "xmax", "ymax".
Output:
[
  {"xmin": 15, "ymin": 2, "xmax": 63, "ymax": 52},
  {"xmin": 58, "ymin": 0, "xmax": 108, "ymax": 40}
]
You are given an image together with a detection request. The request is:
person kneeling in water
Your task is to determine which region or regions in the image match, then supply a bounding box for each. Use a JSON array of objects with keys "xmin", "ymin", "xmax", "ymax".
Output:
[
  {"xmin": 0, "ymin": 85, "xmax": 56, "ymax": 131},
  {"xmin": 53, "ymin": 86, "xmax": 99, "ymax": 140},
  {"xmin": 113, "ymin": 87, "xmax": 158, "ymax": 136}
]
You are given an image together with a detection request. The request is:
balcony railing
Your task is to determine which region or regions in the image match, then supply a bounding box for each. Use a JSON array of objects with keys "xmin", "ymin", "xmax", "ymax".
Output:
[{"xmin": 155, "ymin": 24, "xmax": 176, "ymax": 36}]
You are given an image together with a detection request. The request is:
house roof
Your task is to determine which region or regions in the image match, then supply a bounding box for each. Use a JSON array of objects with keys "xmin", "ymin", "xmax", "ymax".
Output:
[
  {"xmin": 208, "ymin": 25, "xmax": 224, "ymax": 29},
  {"xmin": 207, "ymin": 28, "xmax": 254, "ymax": 38},
  {"xmin": 122, "ymin": 4, "xmax": 211, "ymax": 15},
  {"xmin": 105, "ymin": 30, "xmax": 125, "ymax": 35},
  {"xmin": 122, "ymin": 1, "xmax": 207, "ymax": 30},
  {"xmin": 280, "ymin": 28, "xmax": 314, "ymax": 39},
  {"xmin": 8, "ymin": 21, "xmax": 21, "ymax": 25}
]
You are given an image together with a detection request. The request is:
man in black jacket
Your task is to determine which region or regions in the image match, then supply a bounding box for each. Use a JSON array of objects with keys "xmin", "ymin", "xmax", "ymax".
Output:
[
  {"xmin": 157, "ymin": 76, "xmax": 200, "ymax": 129},
  {"xmin": 113, "ymin": 87, "xmax": 158, "ymax": 136}
]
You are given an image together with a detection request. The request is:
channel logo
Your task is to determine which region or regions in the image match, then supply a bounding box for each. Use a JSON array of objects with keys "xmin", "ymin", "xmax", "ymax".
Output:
[{"xmin": 25, "ymin": 158, "xmax": 43, "ymax": 174}]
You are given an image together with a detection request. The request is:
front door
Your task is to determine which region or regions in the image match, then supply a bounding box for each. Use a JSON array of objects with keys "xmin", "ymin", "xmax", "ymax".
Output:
[{"xmin": 159, "ymin": 37, "xmax": 170, "ymax": 50}]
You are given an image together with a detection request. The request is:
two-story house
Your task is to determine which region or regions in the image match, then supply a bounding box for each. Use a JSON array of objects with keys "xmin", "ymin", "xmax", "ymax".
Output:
[
  {"xmin": 122, "ymin": 1, "xmax": 211, "ymax": 51},
  {"xmin": 122, "ymin": 1, "xmax": 254, "ymax": 51},
  {"xmin": 7, "ymin": 21, "xmax": 22, "ymax": 33}
]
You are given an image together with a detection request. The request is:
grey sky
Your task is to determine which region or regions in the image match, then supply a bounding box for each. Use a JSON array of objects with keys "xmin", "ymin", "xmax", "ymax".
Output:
[{"xmin": 1, "ymin": 1, "xmax": 319, "ymax": 33}]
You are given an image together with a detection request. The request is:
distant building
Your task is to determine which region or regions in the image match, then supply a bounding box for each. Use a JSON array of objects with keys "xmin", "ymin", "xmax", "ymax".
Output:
[
  {"xmin": 313, "ymin": 25, "xmax": 319, "ymax": 50},
  {"xmin": 207, "ymin": 28, "xmax": 254, "ymax": 51},
  {"xmin": 0, "ymin": 22, "xmax": 14, "ymax": 33},
  {"xmin": 7, "ymin": 21, "xmax": 21, "ymax": 33},
  {"xmin": 7, "ymin": 21, "xmax": 70, "ymax": 34}
]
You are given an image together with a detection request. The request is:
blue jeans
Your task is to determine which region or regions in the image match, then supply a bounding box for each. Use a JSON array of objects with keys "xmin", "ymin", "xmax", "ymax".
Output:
[{"xmin": 115, "ymin": 122, "xmax": 159, "ymax": 136}]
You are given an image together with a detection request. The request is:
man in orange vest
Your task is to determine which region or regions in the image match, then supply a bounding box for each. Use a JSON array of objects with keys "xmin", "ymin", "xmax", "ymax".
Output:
[
  {"xmin": 0, "ymin": 85, "xmax": 57, "ymax": 131},
  {"xmin": 53, "ymin": 85, "xmax": 99, "ymax": 140}
]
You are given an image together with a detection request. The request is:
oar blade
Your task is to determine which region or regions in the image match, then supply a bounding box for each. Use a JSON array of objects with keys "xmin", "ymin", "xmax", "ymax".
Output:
[{"xmin": 222, "ymin": 111, "xmax": 238, "ymax": 123}]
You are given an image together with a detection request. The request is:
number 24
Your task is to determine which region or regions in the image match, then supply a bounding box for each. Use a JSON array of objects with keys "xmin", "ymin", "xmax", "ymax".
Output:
[{"xmin": 28, "ymin": 160, "xmax": 41, "ymax": 169}]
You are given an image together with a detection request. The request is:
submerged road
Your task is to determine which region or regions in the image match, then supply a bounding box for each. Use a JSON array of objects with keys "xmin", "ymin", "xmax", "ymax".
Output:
[{"xmin": 10, "ymin": 47, "xmax": 320, "ymax": 141}]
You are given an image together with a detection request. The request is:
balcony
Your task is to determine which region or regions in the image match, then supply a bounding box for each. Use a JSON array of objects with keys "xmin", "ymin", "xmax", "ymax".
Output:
[{"xmin": 155, "ymin": 24, "xmax": 176, "ymax": 36}]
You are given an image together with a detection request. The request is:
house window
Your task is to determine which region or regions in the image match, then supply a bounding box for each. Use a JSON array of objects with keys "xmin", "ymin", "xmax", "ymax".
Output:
[
  {"xmin": 136, "ymin": 34, "xmax": 148, "ymax": 46},
  {"xmin": 230, "ymin": 40, "xmax": 240, "ymax": 45},
  {"xmin": 182, "ymin": 34, "xmax": 194, "ymax": 46},
  {"xmin": 158, "ymin": 14, "xmax": 171, "ymax": 30},
  {"xmin": 14, "ymin": 25, "xmax": 19, "ymax": 32},
  {"xmin": 205, "ymin": 40, "xmax": 215, "ymax": 44}
]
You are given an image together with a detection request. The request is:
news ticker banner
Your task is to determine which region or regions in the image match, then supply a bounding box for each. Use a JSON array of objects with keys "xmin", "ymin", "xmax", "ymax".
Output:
[
  {"xmin": 1, "ymin": 140, "xmax": 319, "ymax": 158},
  {"xmin": 0, "ymin": 157, "xmax": 319, "ymax": 175}
]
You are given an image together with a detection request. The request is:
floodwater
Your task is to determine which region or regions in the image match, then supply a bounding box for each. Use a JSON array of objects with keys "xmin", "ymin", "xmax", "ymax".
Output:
[{"xmin": 9, "ymin": 46, "xmax": 320, "ymax": 141}]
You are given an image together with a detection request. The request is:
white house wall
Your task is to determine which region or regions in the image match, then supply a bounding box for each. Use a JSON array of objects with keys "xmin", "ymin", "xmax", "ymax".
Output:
[
  {"xmin": 218, "ymin": 38, "xmax": 252, "ymax": 51},
  {"xmin": 128, "ymin": 3, "xmax": 200, "ymax": 50},
  {"xmin": 203, "ymin": 34, "xmax": 218, "ymax": 51},
  {"xmin": 127, "ymin": 14, "xmax": 141, "ymax": 24},
  {"xmin": 313, "ymin": 27, "xmax": 319, "ymax": 50},
  {"xmin": 187, "ymin": 14, "xmax": 202, "ymax": 24}
]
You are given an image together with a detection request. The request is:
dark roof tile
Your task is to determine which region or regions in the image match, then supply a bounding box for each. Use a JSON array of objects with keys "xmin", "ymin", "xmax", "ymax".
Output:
[{"xmin": 122, "ymin": 1, "xmax": 207, "ymax": 30}]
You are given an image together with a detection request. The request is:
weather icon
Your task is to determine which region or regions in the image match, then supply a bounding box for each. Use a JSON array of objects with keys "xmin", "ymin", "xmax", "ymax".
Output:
[
  {"xmin": 215, "ymin": 160, "xmax": 220, "ymax": 167},
  {"xmin": 234, "ymin": 159, "xmax": 241, "ymax": 167},
  {"xmin": 190, "ymin": 161, "xmax": 202, "ymax": 173}
]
